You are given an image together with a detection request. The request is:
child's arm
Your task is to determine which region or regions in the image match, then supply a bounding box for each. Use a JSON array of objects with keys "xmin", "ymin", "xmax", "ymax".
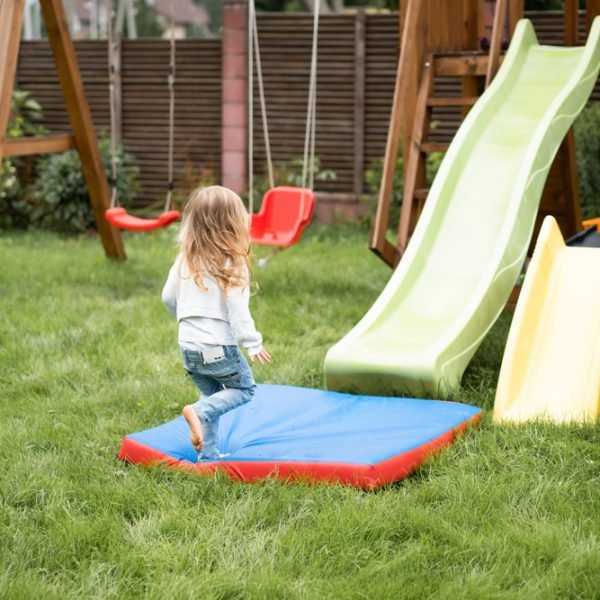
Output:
[
  {"xmin": 225, "ymin": 284, "xmax": 264, "ymax": 357},
  {"xmin": 161, "ymin": 259, "xmax": 180, "ymax": 318}
]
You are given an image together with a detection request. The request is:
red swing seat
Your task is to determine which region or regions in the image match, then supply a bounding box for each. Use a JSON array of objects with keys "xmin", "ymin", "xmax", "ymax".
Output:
[
  {"xmin": 250, "ymin": 186, "xmax": 315, "ymax": 247},
  {"xmin": 105, "ymin": 207, "xmax": 181, "ymax": 232}
]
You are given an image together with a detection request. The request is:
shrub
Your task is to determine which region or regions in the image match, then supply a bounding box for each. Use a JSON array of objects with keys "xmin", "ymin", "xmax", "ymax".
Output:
[
  {"xmin": 361, "ymin": 139, "xmax": 445, "ymax": 229},
  {"xmin": 26, "ymin": 138, "xmax": 139, "ymax": 234},
  {"xmin": 574, "ymin": 102, "xmax": 600, "ymax": 219},
  {"xmin": 0, "ymin": 90, "xmax": 48, "ymax": 229}
]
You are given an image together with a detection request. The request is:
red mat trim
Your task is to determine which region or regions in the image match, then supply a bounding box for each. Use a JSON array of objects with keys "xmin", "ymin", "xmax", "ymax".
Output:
[{"xmin": 118, "ymin": 413, "xmax": 481, "ymax": 490}]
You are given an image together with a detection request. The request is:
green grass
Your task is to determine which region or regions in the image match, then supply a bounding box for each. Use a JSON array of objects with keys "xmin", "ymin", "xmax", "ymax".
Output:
[{"xmin": 1, "ymin": 227, "xmax": 600, "ymax": 599}]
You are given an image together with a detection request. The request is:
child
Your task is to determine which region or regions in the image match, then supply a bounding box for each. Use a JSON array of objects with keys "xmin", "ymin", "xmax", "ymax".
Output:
[{"xmin": 162, "ymin": 185, "xmax": 271, "ymax": 460}]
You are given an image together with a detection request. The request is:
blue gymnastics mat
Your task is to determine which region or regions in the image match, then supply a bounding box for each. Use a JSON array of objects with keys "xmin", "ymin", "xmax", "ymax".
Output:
[{"xmin": 119, "ymin": 384, "xmax": 481, "ymax": 489}]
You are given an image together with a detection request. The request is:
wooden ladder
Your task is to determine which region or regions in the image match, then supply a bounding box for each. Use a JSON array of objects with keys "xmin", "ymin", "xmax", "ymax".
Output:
[
  {"xmin": 398, "ymin": 51, "xmax": 488, "ymax": 255},
  {"xmin": 397, "ymin": 48, "xmax": 582, "ymax": 265}
]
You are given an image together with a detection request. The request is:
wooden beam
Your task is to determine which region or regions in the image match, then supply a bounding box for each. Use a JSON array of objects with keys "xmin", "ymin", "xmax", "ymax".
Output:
[
  {"xmin": 40, "ymin": 0, "xmax": 125, "ymax": 260},
  {"xmin": 371, "ymin": 238, "xmax": 401, "ymax": 268},
  {"xmin": 398, "ymin": 56, "xmax": 434, "ymax": 255},
  {"xmin": 369, "ymin": 0, "xmax": 425, "ymax": 260},
  {"xmin": 561, "ymin": 129, "xmax": 582, "ymax": 236},
  {"xmin": 564, "ymin": 0, "xmax": 578, "ymax": 46},
  {"xmin": 587, "ymin": 0, "xmax": 600, "ymax": 36},
  {"xmin": 420, "ymin": 142, "xmax": 449, "ymax": 153},
  {"xmin": 433, "ymin": 54, "xmax": 490, "ymax": 77},
  {"xmin": 508, "ymin": 0, "xmax": 524, "ymax": 37},
  {"xmin": 353, "ymin": 9, "xmax": 365, "ymax": 197},
  {"xmin": 2, "ymin": 133, "xmax": 74, "ymax": 157},
  {"xmin": 0, "ymin": 0, "xmax": 26, "ymax": 161},
  {"xmin": 427, "ymin": 96, "xmax": 478, "ymax": 107},
  {"xmin": 486, "ymin": 0, "xmax": 507, "ymax": 88}
]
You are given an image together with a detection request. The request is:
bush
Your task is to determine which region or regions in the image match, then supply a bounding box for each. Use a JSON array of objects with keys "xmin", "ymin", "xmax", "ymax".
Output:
[
  {"xmin": 0, "ymin": 90, "xmax": 48, "ymax": 229},
  {"xmin": 574, "ymin": 102, "xmax": 600, "ymax": 219},
  {"xmin": 361, "ymin": 139, "xmax": 445, "ymax": 229},
  {"xmin": 26, "ymin": 138, "xmax": 139, "ymax": 234}
]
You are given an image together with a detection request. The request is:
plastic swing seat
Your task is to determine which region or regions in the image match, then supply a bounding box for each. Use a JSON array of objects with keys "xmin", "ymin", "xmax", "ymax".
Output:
[
  {"xmin": 250, "ymin": 186, "xmax": 316, "ymax": 247},
  {"xmin": 105, "ymin": 207, "xmax": 181, "ymax": 232}
]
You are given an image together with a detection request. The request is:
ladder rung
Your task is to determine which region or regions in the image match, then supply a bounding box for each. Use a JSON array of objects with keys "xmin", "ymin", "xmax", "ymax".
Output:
[
  {"xmin": 427, "ymin": 96, "xmax": 478, "ymax": 107},
  {"xmin": 433, "ymin": 54, "xmax": 492, "ymax": 77},
  {"xmin": 421, "ymin": 142, "xmax": 449, "ymax": 153},
  {"xmin": 414, "ymin": 188, "xmax": 429, "ymax": 200}
]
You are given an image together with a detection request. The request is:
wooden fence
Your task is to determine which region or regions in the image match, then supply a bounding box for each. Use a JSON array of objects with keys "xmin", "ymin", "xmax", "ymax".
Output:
[
  {"xmin": 15, "ymin": 10, "xmax": 599, "ymax": 209},
  {"xmin": 17, "ymin": 39, "xmax": 221, "ymax": 208}
]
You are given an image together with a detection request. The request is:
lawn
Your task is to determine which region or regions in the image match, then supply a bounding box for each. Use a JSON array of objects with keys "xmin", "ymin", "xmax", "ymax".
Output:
[{"xmin": 1, "ymin": 227, "xmax": 599, "ymax": 599}]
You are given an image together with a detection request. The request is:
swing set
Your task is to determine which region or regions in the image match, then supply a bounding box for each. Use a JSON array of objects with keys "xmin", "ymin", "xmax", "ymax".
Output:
[{"xmin": 0, "ymin": 0, "xmax": 321, "ymax": 259}]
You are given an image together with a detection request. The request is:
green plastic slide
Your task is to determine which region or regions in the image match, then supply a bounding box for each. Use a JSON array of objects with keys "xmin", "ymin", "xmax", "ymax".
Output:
[{"xmin": 325, "ymin": 18, "xmax": 600, "ymax": 397}]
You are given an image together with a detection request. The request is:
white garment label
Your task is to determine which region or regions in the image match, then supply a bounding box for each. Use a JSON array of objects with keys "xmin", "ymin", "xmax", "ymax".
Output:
[{"xmin": 202, "ymin": 346, "xmax": 225, "ymax": 364}]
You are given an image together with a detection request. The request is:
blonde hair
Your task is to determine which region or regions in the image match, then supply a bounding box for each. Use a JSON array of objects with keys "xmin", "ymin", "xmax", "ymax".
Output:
[{"xmin": 177, "ymin": 185, "xmax": 252, "ymax": 294}]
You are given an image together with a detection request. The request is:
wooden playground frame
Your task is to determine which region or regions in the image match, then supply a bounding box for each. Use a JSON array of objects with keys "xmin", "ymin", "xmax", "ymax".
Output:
[
  {"xmin": 370, "ymin": 0, "xmax": 600, "ymax": 268},
  {"xmin": 0, "ymin": 0, "xmax": 125, "ymax": 260}
]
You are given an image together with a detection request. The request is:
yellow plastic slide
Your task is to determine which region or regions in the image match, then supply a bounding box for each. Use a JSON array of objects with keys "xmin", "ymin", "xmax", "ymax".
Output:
[{"xmin": 494, "ymin": 216, "xmax": 600, "ymax": 424}]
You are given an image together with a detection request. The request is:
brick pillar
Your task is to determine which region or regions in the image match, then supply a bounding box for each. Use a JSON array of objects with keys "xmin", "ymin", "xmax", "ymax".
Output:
[{"xmin": 221, "ymin": 0, "xmax": 247, "ymax": 194}]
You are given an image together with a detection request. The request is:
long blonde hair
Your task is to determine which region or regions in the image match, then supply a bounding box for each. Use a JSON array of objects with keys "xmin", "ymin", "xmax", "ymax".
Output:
[{"xmin": 178, "ymin": 185, "xmax": 252, "ymax": 294}]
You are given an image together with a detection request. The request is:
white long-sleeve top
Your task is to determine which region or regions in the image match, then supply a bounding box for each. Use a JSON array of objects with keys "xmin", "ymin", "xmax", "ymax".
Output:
[{"xmin": 162, "ymin": 255, "xmax": 263, "ymax": 356}]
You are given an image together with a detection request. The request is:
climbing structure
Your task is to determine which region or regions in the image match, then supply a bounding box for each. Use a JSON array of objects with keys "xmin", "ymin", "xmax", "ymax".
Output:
[{"xmin": 370, "ymin": 0, "xmax": 600, "ymax": 268}]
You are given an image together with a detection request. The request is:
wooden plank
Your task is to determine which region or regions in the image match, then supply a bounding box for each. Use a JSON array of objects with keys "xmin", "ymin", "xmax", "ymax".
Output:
[
  {"xmin": 421, "ymin": 142, "xmax": 449, "ymax": 153},
  {"xmin": 427, "ymin": 96, "xmax": 477, "ymax": 107},
  {"xmin": 398, "ymin": 56, "xmax": 434, "ymax": 255},
  {"xmin": 564, "ymin": 0, "xmax": 578, "ymax": 45},
  {"xmin": 40, "ymin": 0, "xmax": 125, "ymax": 260},
  {"xmin": 560, "ymin": 129, "xmax": 582, "ymax": 237},
  {"xmin": 508, "ymin": 0, "xmax": 524, "ymax": 37},
  {"xmin": 369, "ymin": 0, "xmax": 425, "ymax": 263},
  {"xmin": 2, "ymin": 133, "xmax": 74, "ymax": 157},
  {"xmin": 587, "ymin": 0, "xmax": 600, "ymax": 35},
  {"xmin": 353, "ymin": 10, "xmax": 366, "ymax": 196},
  {"xmin": 433, "ymin": 54, "xmax": 490, "ymax": 76},
  {"xmin": 486, "ymin": 0, "xmax": 507, "ymax": 88},
  {"xmin": 371, "ymin": 238, "xmax": 401, "ymax": 267},
  {"xmin": 461, "ymin": 75, "xmax": 480, "ymax": 119},
  {"xmin": 0, "ymin": 0, "xmax": 26, "ymax": 161}
]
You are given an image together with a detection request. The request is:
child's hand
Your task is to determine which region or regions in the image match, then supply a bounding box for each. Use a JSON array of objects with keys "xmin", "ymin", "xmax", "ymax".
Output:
[{"xmin": 250, "ymin": 348, "xmax": 271, "ymax": 365}]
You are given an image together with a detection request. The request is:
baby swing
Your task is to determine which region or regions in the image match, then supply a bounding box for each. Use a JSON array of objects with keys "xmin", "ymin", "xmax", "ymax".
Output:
[
  {"xmin": 247, "ymin": 0, "xmax": 319, "ymax": 248},
  {"xmin": 104, "ymin": 0, "xmax": 180, "ymax": 231}
]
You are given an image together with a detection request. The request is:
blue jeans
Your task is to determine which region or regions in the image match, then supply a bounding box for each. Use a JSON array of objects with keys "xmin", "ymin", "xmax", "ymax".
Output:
[{"xmin": 181, "ymin": 344, "xmax": 256, "ymax": 460}]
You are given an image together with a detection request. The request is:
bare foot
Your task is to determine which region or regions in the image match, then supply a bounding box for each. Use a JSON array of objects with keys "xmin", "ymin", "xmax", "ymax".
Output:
[{"xmin": 182, "ymin": 405, "xmax": 203, "ymax": 452}]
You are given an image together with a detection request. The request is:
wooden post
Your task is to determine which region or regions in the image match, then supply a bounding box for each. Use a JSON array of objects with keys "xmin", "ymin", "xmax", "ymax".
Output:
[
  {"xmin": 398, "ymin": 56, "xmax": 434, "ymax": 256},
  {"xmin": 40, "ymin": 0, "xmax": 125, "ymax": 260},
  {"xmin": 561, "ymin": 130, "xmax": 582, "ymax": 236},
  {"xmin": 369, "ymin": 0, "xmax": 424, "ymax": 265},
  {"xmin": 0, "ymin": 0, "xmax": 26, "ymax": 161},
  {"xmin": 508, "ymin": 0, "xmax": 524, "ymax": 36},
  {"xmin": 486, "ymin": 0, "xmax": 507, "ymax": 88},
  {"xmin": 587, "ymin": 0, "xmax": 600, "ymax": 35},
  {"xmin": 564, "ymin": 0, "xmax": 578, "ymax": 46},
  {"xmin": 353, "ymin": 9, "xmax": 365, "ymax": 197}
]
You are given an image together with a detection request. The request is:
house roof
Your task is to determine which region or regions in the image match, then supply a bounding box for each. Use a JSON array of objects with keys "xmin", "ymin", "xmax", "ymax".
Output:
[
  {"xmin": 153, "ymin": 0, "xmax": 209, "ymax": 25},
  {"xmin": 72, "ymin": 0, "xmax": 209, "ymax": 26}
]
